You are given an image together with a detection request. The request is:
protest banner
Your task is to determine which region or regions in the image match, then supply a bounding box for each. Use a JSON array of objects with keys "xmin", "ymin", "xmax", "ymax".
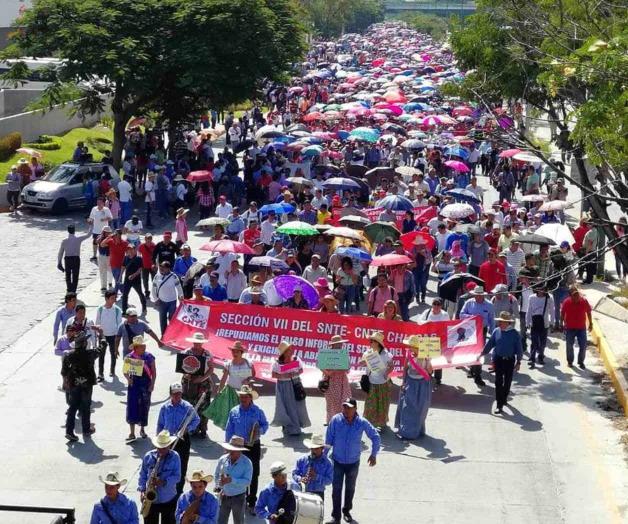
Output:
[
  {"xmin": 122, "ymin": 357, "xmax": 144, "ymax": 376},
  {"xmin": 363, "ymin": 350, "xmax": 386, "ymax": 374},
  {"xmin": 416, "ymin": 336, "xmax": 442, "ymax": 359},
  {"xmin": 317, "ymin": 347, "xmax": 350, "ymax": 370},
  {"xmin": 163, "ymin": 301, "xmax": 484, "ymax": 387}
]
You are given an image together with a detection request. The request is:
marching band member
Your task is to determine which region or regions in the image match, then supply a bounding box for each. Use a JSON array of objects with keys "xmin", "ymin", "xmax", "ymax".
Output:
[
  {"xmin": 255, "ymin": 462, "xmax": 301, "ymax": 523},
  {"xmin": 138, "ymin": 430, "xmax": 182, "ymax": 524},
  {"xmin": 157, "ymin": 383, "xmax": 200, "ymax": 495},
  {"xmin": 225, "ymin": 385, "xmax": 269, "ymax": 515},
  {"xmin": 90, "ymin": 472, "xmax": 139, "ymax": 524},
  {"xmin": 292, "ymin": 434, "xmax": 333, "ymax": 500},
  {"xmin": 175, "ymin": 470, "xmax": 219, "ymax": 524},
  {"xmin": 214, "ymin": 436, "xmax": 253, "ymax": 524},
  {"xmin": 182, "ymin": 332, "xmax": 214, "ymax": 438}
]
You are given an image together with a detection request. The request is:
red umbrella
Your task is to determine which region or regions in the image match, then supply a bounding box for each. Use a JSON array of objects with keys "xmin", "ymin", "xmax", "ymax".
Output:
[
  {"xmin": 414, "ymin": 206, "xmax": 438, "ymax": 225},
  {"xmin": 371, "ymin": 253, "xmax": 413, "ymax": 267},
  {"xmin": 400, "ymin": 231, "xmax": 435, "ymax": 251},
  {"xmin": 199, "ymin": 240, "xmax": 255, "ymax": 254},
  {"xmin": 303, "ymin": 112, "xmax": 324, "ymax": 122},
  {"xmin": 187, "ymin": 170, "xmax": 213, "ymax": 183},
  {"xmin": 499, "ymin": 148, "xmax": 522, "ymax": 158}
]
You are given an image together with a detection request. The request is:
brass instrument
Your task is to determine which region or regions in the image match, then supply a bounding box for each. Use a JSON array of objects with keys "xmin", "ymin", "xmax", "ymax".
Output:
[
  {"xmin": 214, "ymin": 459, "xmax": 226, "ymax": 500},
  {"xmin": 141, "ymin": 392, "xmax": 208, "ymax": 517},
  {"xmin": 181, "ymin": 495, "xmax": 202, "ymax": 524},
  {"xmin": 247, "ymin": 421, "xmax": 259, "ymax": 447}
]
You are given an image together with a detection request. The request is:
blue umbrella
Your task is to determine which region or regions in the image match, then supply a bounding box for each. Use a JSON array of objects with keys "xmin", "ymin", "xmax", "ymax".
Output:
[
  {"xmin": 322, "ymin": 177, "xmax": 362, "ymax": 191},
  {"xmin": 336, "ymin": 246, "xmax": 372, "ymax": 263},
  {"xmin": 267, "ymin": 141, "xmax": 287, "ymax": 151},
  {"xmin": 336, "ymin": 130, "xmax": 350, "ymax": 140},
  {"xmin": 301, "ymin": 145, "xmax": 324, "ymax": 157},
  {"xmin": 349, "ymin": 127, "xmax": 380, "ymax": 143},
  {"xmin": 259, "ymin": 202, "xmax": 296, "ymax": 215},
  {"xmin": 377, "ymin": 195, "xmax": 414, "ymax": 211},
  {"xmin": 444, "ymin": 188, "xmax": 480, "ymax": 203},
  {"xmin": 444, "ymin": 146, "xmax": 470, "ymax": 160}
]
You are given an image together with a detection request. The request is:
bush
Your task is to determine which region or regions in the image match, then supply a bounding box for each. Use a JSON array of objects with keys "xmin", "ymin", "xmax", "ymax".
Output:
[
  {"xmin": 23, "ymin": 141, "xmax": 61, "ymax": 151},
  {"xmin": 0, "ymin": 132, "xmax": 22, "ymax": 161}
]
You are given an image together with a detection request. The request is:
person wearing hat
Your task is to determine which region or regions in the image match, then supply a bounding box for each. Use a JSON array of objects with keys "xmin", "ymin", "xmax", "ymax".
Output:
[
  {"xmin": 225, "ymin": 385, "xmax": 269, "ymax": 513},
  {"xmin": 319, "ymin": 294, "xmax": 340, "ymax": 314},
  {"xmin": 271, "ymin": 341, "xmax": 311, "ymax": 436},
  {"xmin": 459, "ymin": 286, "xmax": 495, "ymax": 387},
  {"xmin": 480, "ymin": 312, "xmax": 523, "ymax": 414},
  {"xmin": 282, "ymin": 285, "xmax": 309, "ymax": 310},
  {"xmin": 57, "ymin": 223, "xmax": 93, "ymax": 293},
  {"xmin": 320, "ymin": 335, "xmax": 352, "ymax": 423},
  {"xmin": 6, "ymin": 164, "xmax": 21, "ymax": 213},
  {"xmin": 362, "ymin": 331, "xmax": 394, "ymax": 429},
  {"xmin": 313, "ymin": 275, "xmax": 331, "ymax": 299},
  {"xmin": 91, "ymin": 472, "xmax": 139, "ymax": 523},
  {"xmin": 152, "ymin": 261, "xmax": 184, "ymax": 336},
  {"xmin": 525, "ymin": 284, "xmax": 555, "ymax": 368},
  {"xmin": 114, "ymin": 305, "xmax": 162, "ymax": 357},
  {"xmin": 255, "ymin": 461, "xmax": 300, "ymax": 523},
  {"xmin": 181, "ymin": 333, "xmax": 214, "ymax": 438},
  {"xmin": 490, "ymin": 283, "xmax": 519, "ymax": 320},
  {"xmin": 174, "ymin": 207, "xmax": 189, "ymax": 246},
  {"xmin": 173, "ymin": 177, "xmax": 188, "ymax": 217},
  {"xmin": 292, "ymin": 434, "xmax": 333, "ymax": 500},
  {"xmin": 239, "ymin": 277, "xmax": 268, "ymax": 305},
  {"xmin": 302, "ymin": 254, "xmax": 327, "ymax": 286},
  {"xmin": 138, "ymin": 430, "xmax": 182, "ymax": 523},
  {"xmin": 124, "ymin": 335, "xmax": 157, "ymax": 441},
  {"xmin": 174, "ymin": 470, "xmax": 219, "ymax": 524},
  {"xmin": 213, "ymin": 436, "xmax": 253, "ymax": 524},
  {"xmin": 325, "ymin": 397, "xmax": 380, "ymax": 524},
  {"xmin": 497, "ymin": 251, "xmax": 518, "ymax": 291}
]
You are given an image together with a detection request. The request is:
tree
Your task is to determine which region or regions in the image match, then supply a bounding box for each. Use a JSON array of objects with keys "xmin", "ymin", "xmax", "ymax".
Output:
[
  {"xmin": 302, "ymin": 0, "xmax": 384, "ymax": 38},
  {"xmin": 448, "ymin": 0, "xmax": 628, "ymax": 271},
  {"xmin": 2, "ymin": 0, "xmax": 306, "ymax": 168}
]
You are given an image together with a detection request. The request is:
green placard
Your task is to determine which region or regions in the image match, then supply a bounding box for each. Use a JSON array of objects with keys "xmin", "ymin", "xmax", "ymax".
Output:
[
  {"xmin": 317, "ymin": 348, "xmax": 350, "ymax": 370},
  {"xmin": 416, "ymin": 336, "xmax": 442, "ymax": 359}
]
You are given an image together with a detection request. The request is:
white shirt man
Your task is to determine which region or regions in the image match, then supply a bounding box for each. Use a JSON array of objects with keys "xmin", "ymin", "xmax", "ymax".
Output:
[
  {"xmin": 302, "ymin": 255, "xmax": 328, "ymax": 284},
  {"xmin": 216, "ymin": 199, "xmax": 233, "ymax": 219},
  {"xmin": 144, "ymin": 177, "xmax": 156, "ymax": 203},
  {"xmin": 310, "ymin": 193, "xmax": 329, "ymax": 210},
  {"xmin": 89, "ymin": 202, "xmax": 113, "ymax": 235},
  {"xmin": 465, "ymin": 179, "xmax": 484, "ymax": 202},
  {"xmin": 124, "ymin": 218, "xmax": 143, "ymax": 244},
  {"xmin": 151, "ymin": 266, "xmax": 183, "ymax": 303},
  {"xmin": 117, "ymin": 178, "xmax": 132, "ymax": 204},
  {"xmin": 175, "ymin": 182, "xmax": 187, "ymax": 201},
  {"xmin": 260, "ymin": 215, "xmax": 277, "ymax": 245}
]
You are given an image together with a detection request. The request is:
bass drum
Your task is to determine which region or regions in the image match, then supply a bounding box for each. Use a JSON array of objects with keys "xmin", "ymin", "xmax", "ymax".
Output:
[{"xmin": 293, "ymin": 492, "xmax": 324, "ymax": 524}]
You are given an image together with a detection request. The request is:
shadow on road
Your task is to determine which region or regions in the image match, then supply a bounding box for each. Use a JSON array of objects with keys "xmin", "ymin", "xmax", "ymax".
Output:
[{"xmin": 66, "ymin": 438, "xmax": 119, "ymax": 464}]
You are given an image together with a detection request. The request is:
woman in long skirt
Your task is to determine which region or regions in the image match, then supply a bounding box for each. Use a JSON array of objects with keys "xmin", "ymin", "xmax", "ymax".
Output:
[
  {"xmin": 271, "ymin": 341, "xmax": 311, "ymax": 436},
  {"xmin": 363, "ymin": 331, "xmax": 394, "ymax": 429},
  {"xmin": 322, "ymin": 335, "xmax": 352, "ymax": 423},
  {"xmin": 204, "ymin": 340, "xmax": 255, "ymax": 429},
  {"xmin": 395, "ymin": 335, "xmax": 433, "ymax": 439},
  {"xmin": 124, "ymin": 336, "xmax": 156, "ymax": 441}
]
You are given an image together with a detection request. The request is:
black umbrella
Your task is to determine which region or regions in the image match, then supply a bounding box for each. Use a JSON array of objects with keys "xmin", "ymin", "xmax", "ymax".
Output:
[
  {"xmin": 345, "ymin": 164, "xmax": 368, "ymax": 178},
  {"xmin": 313, "ymin": 164, "xmax": 341, "ymax": 174},
  {"xmin": 365, "ymin": 166, "xmax": 395, "ymax": 188},
  {"xmin": 516, "ymin": 233, "xmax": 556, "ymax": 246},
  {"xmin": 438, "ymin": 273, "xmax": 485, "ymax": 302}
]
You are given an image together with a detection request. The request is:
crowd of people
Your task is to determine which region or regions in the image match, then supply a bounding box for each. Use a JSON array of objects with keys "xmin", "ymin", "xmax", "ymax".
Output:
[{"xmin": 44, "ymin": 21, "xmax": 624, "ymax": 524}]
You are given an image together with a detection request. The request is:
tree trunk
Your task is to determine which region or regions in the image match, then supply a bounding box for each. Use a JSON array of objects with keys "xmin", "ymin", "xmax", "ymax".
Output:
[{"xmin": 110, "ymin": 92, "xmax": 133, "ymax": 171}]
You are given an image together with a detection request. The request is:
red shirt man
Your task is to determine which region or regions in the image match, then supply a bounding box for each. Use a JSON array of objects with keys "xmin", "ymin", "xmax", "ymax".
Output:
[
  {"xmin": 138, "ymin": 235, "xmax": 156, "ymax": 270},
  {"xmin": 572, "ymin": 219, "xmax": 591, "ymax": 253},
  {"xmin": 102, "ymin": 233, "xmax": 129, "ymax": 270},
  {"xmin": 478, "ymin": 250, "xmax": 506, "ymax": 293},
  {"xmin": 561, "ymin": 288, "xmax": 592, "ymax": 331}
]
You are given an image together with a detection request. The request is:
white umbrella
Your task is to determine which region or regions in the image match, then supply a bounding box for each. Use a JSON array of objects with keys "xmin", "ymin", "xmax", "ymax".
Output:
[
  {"xmin": 395, "ymin": 166, "xmax": 423, "ymax": 180},
  {"xmin": 513, "ymin": 152, "xmax": 543, "ymax": 163},
  {"xmin": 197, "ymin": 217, "xmax": 229, "ymax": 227},
  {"xmin": 535, "ymin": 223, "xmax": 575, "ymax": 246},
  {"xmin": 539, "ymin": 200, "xmax": 572, "ymax": 212},
  {"xmin": 323, "ymin": 226, "xmax": 364, "ymax": 241},
  {"xmin": 520, "ymin": 194, "xmax": 547, "ymax": 202},
  {"xmin": 255, "ymin": 125, "xmax": 284, "ymax": 141},
  {"xmin": 440, "ymin": 203, "xmax": 476, "ymax": 219}
]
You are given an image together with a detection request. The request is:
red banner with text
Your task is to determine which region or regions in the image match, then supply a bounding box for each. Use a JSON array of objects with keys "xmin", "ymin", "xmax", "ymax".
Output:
[{"xmin": 163, "ymin": 300, "xmax": 484, "ymax": 387}]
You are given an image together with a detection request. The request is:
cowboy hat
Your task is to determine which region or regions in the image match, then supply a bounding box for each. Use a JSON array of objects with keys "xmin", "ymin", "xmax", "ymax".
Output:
[
  {"xmin": 99, "ymin": 471, "xmax": 127, "ymax": 486},
  {"xmin": 220, "ymin": 435, "xmax": 248, "ymax": 451},
  {"xmin": 169, "ymin": 382, "xmax": 183, "ymax": 394},
  {"xmin": 303, "ymin": 434, "xmax": 330, "ymax": 449},
  {"xmin": 470, "ymin": 286, "xmax": 485, "ymax": 296},
  {"xmin": 173, "ymin": 175, "xmax": 185, "ymax": 182},
  {"xmin": 186, "ymin": 332, "xmax": 208, "ymax": 344},
  {"xmin": 270, "ymin": 461, "xmax": 287, "ymax": 475},
  {"xmin": 492, "ymin": 283, "xmax": 508, "ymax": 294},
  {"xmin": 496, "ymin": 311, "xmax": 516, "ymax": 323},
  {"xmin": 229, "ymin": 341, "xmax": 247, "ymax": 352},
  {"xmin": 250, "ymin": 286, "xmax": 263, "ymax": 295},
  {"xmin": 236, "ymin": 384, "xmax": 259, "ymax": 400},
  {"xmin": 402, "ymin": 334, "xmax": 422, "ymax": 349},
  {"xmin": 152, "ymin": 430, "xmax": 175, "ymax": 449},
  {"xmin": 329, "ymin": 334, "xmax": 348, "ymax": 345},
  {"xmin": 277, "ymin": 340, "xmax": 293, "ymax": 356},
  {"xmin": 176, "ymin": 207, "xmax": 189, "ymax": 216},
  {"xmin": 368, "ymin": 331, "xmax": 385, "ymax": 347},
  {"xmin": 251, "ymin": 276, "xmax": 263, "ymax": 285},
  {"xmin": 186, "ymin": 470, "xmax": 214, "ymax": 484},
  {"xmin": 322, "ymin": 294, "xmax": 339, "ymax": 304},
  {"xmin": 132, "ymin": 335, "xmax": 146, "ymax": 346}
]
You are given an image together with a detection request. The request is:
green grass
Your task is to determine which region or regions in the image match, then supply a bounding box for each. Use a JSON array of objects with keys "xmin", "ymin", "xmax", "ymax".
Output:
[{"xmin": 0, "ymin": 125, "xmax": 113, "ymax": 181}]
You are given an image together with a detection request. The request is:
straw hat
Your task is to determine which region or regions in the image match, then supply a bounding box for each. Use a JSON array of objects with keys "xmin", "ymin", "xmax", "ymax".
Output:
[
  {"xmin": 229, "ymin": 341, "xmax": 247, "ymax": 352},
  {"xmin": 251, "ymin": 276, "xmax": 263, "ymax": 285},
  {"xmin": 132, "ymin": 335, "xmax": 146, "ymax": 347},
  {"xmin": 402, "ymin": 334, "xmax": 422, "ymax": 349},
  {"xmin": 185, "ymin": 332, "xmax": 208, "ymax": 344},
  {"xmin": 173, "ymin": 175, "xmax": 185, "ymax": 182},
  {"xmin": 329, "ymin": 334, "xmax": 348, "ymax": 345},
  {"xmin": 303, "ymin": 433, "xmax": 330, "ymax": 449},
  {"xmin": 250, "ymin": 286, "xmax": 263, "ymax": 295},
  {"xmin": 186, "ymin": 470, "xmax": 214, "ymax": 484},
  {"xmin": 496, "ymin": 311, "xmax": 516, "ymax": 323},
  {"xmin": 322, "ymin": 294, "xmax": 338, "ymax": 304},
  {"xmin": 277, "ymin": 340, "xmax": 293, "ymax": 356},
  {"xmin": 470, "ymin": 286, "xmax": 485, "ymax": 296},
  {"xmin": 368, "ymin": 331, "xmax": 385, "ymax": 347},
  {"xmin": 176, "ymin": 207, "xmax": 189, "ymax": 216},
  {"xmin": 99, "ymin": 471, "xmax": 127, "ymax": 486},
  {"xmin": 152, "ymin": 430, "xmax": 175, "ymax": 449},
  {"xmin": 220, "ymin": 435, "xmax": 248, "ymax": 451},
  {"xmin": 236, "ymin": 384, "xmax": 259, "ymax": 400},
  {"xmin": 270, "ymin": 461, "xmax": 287, "ymax": 475},
  {"xmin": 492, "ymin": 283, "xmax": 508, "ymax": 294}
]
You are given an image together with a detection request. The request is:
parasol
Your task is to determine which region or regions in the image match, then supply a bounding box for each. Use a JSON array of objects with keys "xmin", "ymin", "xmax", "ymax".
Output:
[
  {"xmin": 515, "ymin": 233, "xmax": 556, "ymax": 246},
  {"xmin": 534, "ymin": 223, "xmax": 575, "ymax": 245},
  {"xmin": 273, "ymin": 275, "xmax": 320, "ymax": 309},
  {"xmin": 364, "ymin": 221, "xmax": 401, "ymax": 244},
  {"xmin": 322, "ymin": 177, "xmax": 362, "ymax": 191},
  {"xmin": 200, "ymin": 240, "xmax": 255, "ymax": 254},
  {"xmin": 444, "ymin": 160, "xmax": 470, "ymax": 173},
  {"xmin": 538, "ymin": 200, "xmax": 572, "ymax": 212},
  {"xmin": 276, "ymin": 221, "xmax": 318, "ymax": 236},
  {"xmin": 196, "ymin": 217, "xmax": 229, "ymax": 228},
  {"xmin": 438, "ymin": 273, "xmax": 485, "ymax": 302},
  {"xmin": 377, "ymin": 195, "xmax": 414, "ymax": 211},
  {"xmin": 324, "ymin": 227, "xmax": 364, "ymax": 241},
  {"xmin": 440, "ymin": 203, "xmax": 476, "ymax": 219},
  {"xmin": 186, "ymin": 170, "xmax": 213, "ymax": 183},
  {"xmin": 400, "ymin": 231, "xmax": 435, "ymax": 251},
  {"xmin": 371, "ymin": 254, "xmax": 413, "ymax": 267}
]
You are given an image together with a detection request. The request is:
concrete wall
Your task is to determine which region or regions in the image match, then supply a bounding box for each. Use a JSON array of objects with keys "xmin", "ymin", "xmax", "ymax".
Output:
[
  {"xmin": 0, "ymin": 94, "xmax": 112, "ymax": 142},
  {"xmin": 0, "ymin": 87, "xmax": 46, "ymax": 117}
]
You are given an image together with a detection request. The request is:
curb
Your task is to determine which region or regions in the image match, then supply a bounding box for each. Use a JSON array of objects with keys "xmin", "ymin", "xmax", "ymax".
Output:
[{"xmin": 591, "ymin": 319, "xmax": 628, "ymax": 416}]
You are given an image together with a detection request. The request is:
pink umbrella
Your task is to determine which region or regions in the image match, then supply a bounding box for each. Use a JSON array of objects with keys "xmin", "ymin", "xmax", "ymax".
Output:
[
  {"xmin": 200, "ymin": 240, "xmax": 255, "ymax": 254},
  {"xmin": 384, "ymin": 91, "xmax": 407, "ymax": 103},
  {"xmin": 16, "ymin": 147, "xmax": 42, "ymax": 158},
  {"xmin": 371, "ymin": 253, "xmax": 413, "ymax": 267},
  {"xmin": 303, "ymin": 112, "xmax": 324, "ymax": 122},
  {"xmin": 187, "ymin": 170, "xmax": 213, "ymax": 183},
  {"xmin": 499, "ymin": 148, "xmax": 522, "ymax": 158},
  {"xmin": 452, "ymin": 106, "xmax": 473, "ymax": 117},
  {"xmin": 444, "ymin": 160, "xmax": 470, "ymax": 173},
  {"xmin": 422, "ymin": 115, "xmax": 444, "ymax": 126}
]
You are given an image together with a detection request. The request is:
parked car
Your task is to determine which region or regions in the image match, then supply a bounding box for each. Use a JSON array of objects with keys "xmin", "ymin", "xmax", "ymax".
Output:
[{"xmin": 21, "ymin": 162, "xmax": 119, "ymax": 213}]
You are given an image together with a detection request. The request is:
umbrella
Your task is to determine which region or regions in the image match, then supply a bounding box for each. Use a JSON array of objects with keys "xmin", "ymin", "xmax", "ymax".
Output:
[
  {"xmin": 520, "ymin": 194, "xmax": 547, "ymax": 202},
  {"xmin": 444, "ymin": 146, "xmax": 469, "ymax": 160},
  {"xmin": 377, "ymin": 195, "xmax": 414, "ymax": 211},
  {"xmin": 322, "ymin": 177, "xmax": 362, "ymax": 191},
  {"xmin": 349, "ymin": 127, "xmax": 380, "ymax": 143},
  {"xmin": 196, "ymin": 217, "xmax": 229, "ymax": 227},
  {"xmin": 259, "ymin": 202, "xmax": 296, "ymax": 215},
  {"xmin": 287, "ymin": 123, "xmax": 310, "ymax": 133},
  {"xmin": 303, "ymin": 111, "xmax": 324, "ymax": 122},
  {"xmin": 438, "ymin": 273, "xmax": 485, "ymax": 302},
  {"xmin": 335, "ymin": 246, "xmax": 372, "ymax": 263},
  {"xmin": 338, "ymin": 215, "xmax": 371, "ymax": 228},
  {"xmin": 401, "ymin": 139, "xmax": 426, "ymax": 150},
  {"xmin": 364, "ymin": 221, "xmax": 401, "ymax": 243},
  {"xmin": 539, "ymin": 200, "xmax": 572, "ymax": 212},
  {"xmin": 400, "ymin": 231, "xmax": 436, "ymax": 251},
  {"xmin": 365, "ymin": 166, "xmax": 395, "ymax": 188},
  {"xmin": 382, "ymin": 123, "xmax": 406, "ymax": 135},
  {"xmin": 513, "ymin": 152, "xmax": 543, "ymax": 163},
  {"xmin": 273, "ymin": 275, "xmax": 320, "ymax": 309},
  {"xmin": 534, "ymin": 224, "xmax": 575, "ymax": 246},
  {"xmin": 16, "ymin": 147, "xmax": 42, "ymax": 158},
  {"xmin": 186, "ymin": 170, "xmax": 213, "ymax": 183},
  {"xmin": 248, "ymin": 256, "xmax": 289, "ymax": 270},
  {"xmin": 199, "ymin": 239, "xmax": 255, "ymax": 254},
  {"xmin": 499, "ymin": 148, "xmax": 522, "ymax": 158},
  {"xmin": 395, "ymin": 166, "xmax": 423, "ymax": 179},
  {"xmin": 345, "ymin": 164, "xmax": 368, "ymax": 177},
  {"xmin": 444, "ymin": 160, "xmax": 470, "ymax": 173},
  {"xmin": 515, "ymin": 233, "xmax": 556, "ymax": 246},
  {"xmin": 276, "ymin": 221, "xmax": 318, "ymax": 236},
  {"xmin": 302, "ymin": 145, "xmax": 324, "ymax": 157},
  {"xmin": 324, "ymin": 227, "xmax": 364, "ymax": 241},
  {"xmin": 286, "ymin": 177, "xmax": 314, "ymax": 187},
  {"xmin": 371, "ymin": 253, "xmax": 413, "ymax": 267},
  {"xmin": 312, "ymin": 164, "xmax": 341, "ymax": 175},
  {"xmin": 337, "ymin": 206, "xmax": 369, "ymax": 219},
  {"xmin": 414, "ymin": 206, "xmax": 438, "ymax": 224},
  {"xmin": 444, "ymin": 188, "xmax": 480, "ymax": 203},
  {"xmin": 440, "ymin": 203, "xmax": 476, "ymax": 219},
  {"xmin": 255, "ymin": 125, "xmax": 285, "ymax": 141}
]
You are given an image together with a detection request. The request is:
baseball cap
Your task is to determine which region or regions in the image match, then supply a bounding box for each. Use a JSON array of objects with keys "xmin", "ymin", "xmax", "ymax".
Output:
[
  {"xmin": 342, "ymin": 398, "xmax": 357, "ymax": 408},
  {"xmin": 126, "ymin": 307, "xmax": 138, "ymax": 316},
  {"xmin": 170, "ymin": 383, "xmax": 183, "ymax": 394}
]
